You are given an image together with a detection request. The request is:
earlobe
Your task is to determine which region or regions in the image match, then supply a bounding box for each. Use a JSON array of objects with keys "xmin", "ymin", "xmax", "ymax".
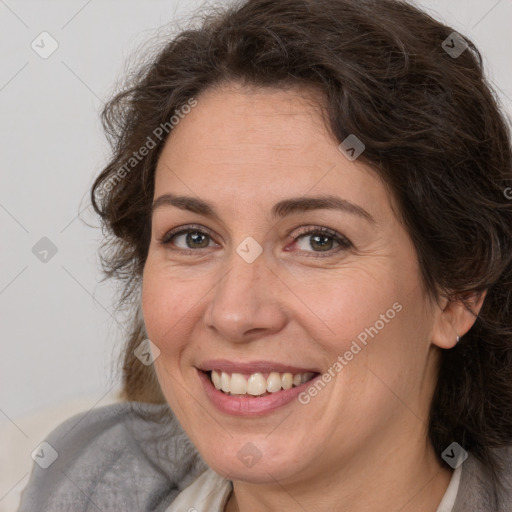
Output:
[{"xmin": 431, "ymin": 290, "xmax": 486, "ymax": 349}]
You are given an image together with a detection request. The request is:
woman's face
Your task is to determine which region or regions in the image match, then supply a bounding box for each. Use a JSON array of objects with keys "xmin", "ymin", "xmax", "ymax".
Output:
[{"xmin": 142, "ymin": 83, "xmax": 445, "ymax": 485}]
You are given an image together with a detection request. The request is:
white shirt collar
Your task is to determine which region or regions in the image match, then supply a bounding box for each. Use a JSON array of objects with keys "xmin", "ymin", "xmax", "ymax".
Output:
[{"xmin": 165, "ymin": 468, "xmax": 232, "ymax": 512}]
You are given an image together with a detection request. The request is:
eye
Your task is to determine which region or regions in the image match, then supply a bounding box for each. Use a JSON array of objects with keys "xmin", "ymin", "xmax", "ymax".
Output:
[
  {"xmin": 158, "ymin": 224, "xmax": 218, "ymax": 251},
  {"xmin": 158, "ymin": 224, "xmax": 352, "ymax": 257},
  {"xmin": 291, "ymin": 226, "xmax": 352, "ymax": 256}
]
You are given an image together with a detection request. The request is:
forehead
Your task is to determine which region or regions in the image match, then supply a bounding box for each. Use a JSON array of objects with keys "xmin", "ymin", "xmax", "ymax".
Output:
[
  {"xmin": 160, "ymin": 84, "xmax": 330, "ymax": 165},
  {"xmin": 154, "ymin": 83, "xmax": 391, "ymax": 218}
]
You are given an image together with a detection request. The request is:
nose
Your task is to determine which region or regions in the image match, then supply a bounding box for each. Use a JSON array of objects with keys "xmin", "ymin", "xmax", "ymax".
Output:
[{"xmin": 203, "ymin": 250, "xmax": 288, "ymax": 344}]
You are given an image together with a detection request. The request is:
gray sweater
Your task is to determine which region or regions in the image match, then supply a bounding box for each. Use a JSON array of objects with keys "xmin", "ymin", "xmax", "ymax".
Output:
[{"xmin": 18, "ymin": 401, "xmax": 512, "ymax": 511}]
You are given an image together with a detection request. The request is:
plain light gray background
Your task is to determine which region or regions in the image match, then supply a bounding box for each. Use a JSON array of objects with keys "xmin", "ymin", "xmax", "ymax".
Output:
[{"xmin": 1, "ymin": 0, "xmax": 511, "ymax": 420}]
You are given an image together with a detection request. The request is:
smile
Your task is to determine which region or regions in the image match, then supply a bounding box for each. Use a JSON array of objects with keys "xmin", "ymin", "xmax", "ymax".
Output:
[{"xmin": 197, "ymin": 362, "xmax": 321, "ymax": 416}]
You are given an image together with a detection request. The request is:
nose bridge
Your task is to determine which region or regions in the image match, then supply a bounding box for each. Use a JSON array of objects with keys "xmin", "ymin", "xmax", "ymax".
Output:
[
  {"xmin": 216, "ymin": 229, "xmax": 269, "ymax": 301},
  {"xmin": 204, "ymin": 247, "xmax": 286, "ymax": 340}
]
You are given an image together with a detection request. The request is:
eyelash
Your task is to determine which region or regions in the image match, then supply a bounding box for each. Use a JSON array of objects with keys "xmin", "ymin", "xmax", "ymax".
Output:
[{"xmin": 158, "ymin": 224, "xmax": 352, "ymax": 257}]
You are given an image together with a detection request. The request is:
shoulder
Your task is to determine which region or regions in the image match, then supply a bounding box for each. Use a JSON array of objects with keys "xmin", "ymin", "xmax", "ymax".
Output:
[
  {"xmin": 454, "ymin": 444, "xmax": 512, "ymax": 512},
  {"xmin": 18, "ymin": 401, "xmax": 207, "ymax": 512}
]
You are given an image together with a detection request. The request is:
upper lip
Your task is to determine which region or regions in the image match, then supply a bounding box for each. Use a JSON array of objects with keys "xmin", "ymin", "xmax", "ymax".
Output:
[{"xmin": 197, "ymin": 359, "xmax": 320, "ymax": 374}]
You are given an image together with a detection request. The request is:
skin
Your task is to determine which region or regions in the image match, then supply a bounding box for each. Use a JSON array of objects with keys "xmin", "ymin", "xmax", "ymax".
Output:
[{"xmin": 141, "ymin": 82, "xmax": 484, "ymax": 512}]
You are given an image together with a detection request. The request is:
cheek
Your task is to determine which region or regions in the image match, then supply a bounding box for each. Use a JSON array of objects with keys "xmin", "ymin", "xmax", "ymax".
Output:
[
  {"xmin": 297, "ymin": 270, "xmax": 404, "ymax": 347},
  {"xmin": 301, "ymin": 268, "xmax": 430, "ymax": 396},
  {"xmin": 325, "ymin": 281, "xmax": 434, "ymax": 418},
  {"xmin": 141, "ymin": 266, "xmax": 202, "ymax": 345}
]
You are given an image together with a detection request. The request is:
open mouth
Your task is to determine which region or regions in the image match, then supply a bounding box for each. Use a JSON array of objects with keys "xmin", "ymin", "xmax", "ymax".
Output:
[{"xmin": 206, "ymin": 370, "xmax": 319, "ymax": 397}]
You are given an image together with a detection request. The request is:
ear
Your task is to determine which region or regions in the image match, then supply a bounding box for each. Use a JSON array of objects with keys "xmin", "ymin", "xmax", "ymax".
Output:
[{"xmin": 431, "ymin": 290, "xmax": 487, "ymax": 349}]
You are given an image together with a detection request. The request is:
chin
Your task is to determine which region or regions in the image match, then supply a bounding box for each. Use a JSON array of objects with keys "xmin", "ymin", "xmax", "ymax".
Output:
[{"xmin": 198, "ymin": 438, "xmax": 309, "ymax": 484}]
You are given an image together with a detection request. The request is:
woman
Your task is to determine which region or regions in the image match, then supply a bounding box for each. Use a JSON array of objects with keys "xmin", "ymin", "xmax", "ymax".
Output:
[{"xmin": 18, "ymin": 0, "xmax": 512, "ymax": 510}]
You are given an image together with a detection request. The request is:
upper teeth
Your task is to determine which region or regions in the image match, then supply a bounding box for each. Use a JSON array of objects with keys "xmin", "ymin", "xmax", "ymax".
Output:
[{"xmin": 210, "ymin": 370, "xmax": 315, "ymax": 396}]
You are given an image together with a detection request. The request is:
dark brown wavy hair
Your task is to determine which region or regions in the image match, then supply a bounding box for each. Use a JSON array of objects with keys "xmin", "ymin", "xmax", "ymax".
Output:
[{"xmin": 90, "ymin": 0, "xmax": 512, "ymax": 506}]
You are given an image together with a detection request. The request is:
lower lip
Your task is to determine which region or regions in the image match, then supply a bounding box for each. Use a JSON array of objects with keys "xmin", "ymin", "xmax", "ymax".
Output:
[{"xmin": 198, "ymin": 369, "xmax": 320, "ymax": 416}]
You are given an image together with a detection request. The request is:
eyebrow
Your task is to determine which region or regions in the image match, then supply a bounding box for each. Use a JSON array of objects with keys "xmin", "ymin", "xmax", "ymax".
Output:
[{"xmin": 151, "ymin": 193, "xmax": 375, "ymax": 223}]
